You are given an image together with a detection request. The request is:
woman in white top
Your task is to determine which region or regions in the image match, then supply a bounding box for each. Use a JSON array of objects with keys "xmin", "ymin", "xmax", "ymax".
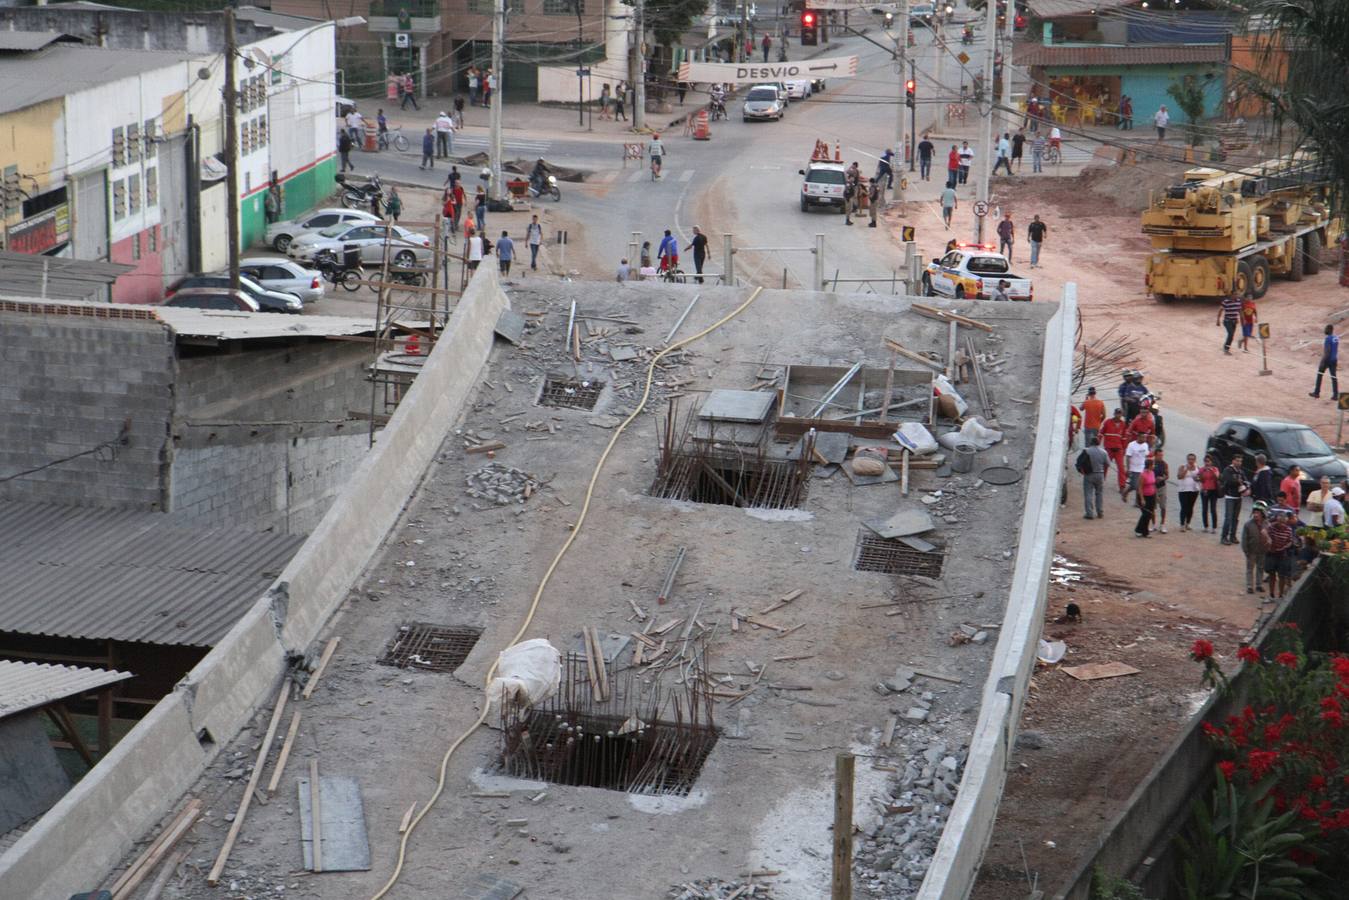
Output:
[
  {"xmin": 466, "ymin": 232, "xmax": 484, "ymax": 271},
  {"xmin": 1175, "ymin": 452, "xmax": 1200, "ymax": 531},
  {"xmin": 1306, "ymin": 475, "xmax": 1333, "ymax": 514}
]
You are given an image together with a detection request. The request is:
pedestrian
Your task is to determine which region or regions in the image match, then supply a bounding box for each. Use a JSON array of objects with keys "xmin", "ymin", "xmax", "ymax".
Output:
[
  {"xmin": 996, "ymin": 212, "xmax": 1014, "ymax": 259},
  {"xmin": 946, "ymin": 145, "xmax": 960, "ymax": 188},
  {"xmin": 1123, "ymin": 430, "xmax": 1150, "ymax": 501},
  {"xmin": 1032, "ymin": 132, "xmax": 1045, "ymax": 174},
  {"xmin": 615, "ymin": 81, "xmax": 628, "ymax": 121},
  {"xmin": 958, "ymin": 141, "xmax": 974, "ymax": 185},
  {"xmin": 392, "ymin": 72, "xmax": 404, "ymax": 105},
  {"xmin": 485, "ymin": 70, "xmax": 497, "ymax": 107},
  {"xmin": 876, "ymin": 150, "xmax": 894, "ymax": 196},
  {"xmin": 466, "ymin": 228, "xmax": 483, "ymax": 271},
  {"xmin": 1135, "ymin": 460, "xmax": 1158, "ymax": 537},
  {"xmin": 1080, "ymin": 385, "xmax": 1105, "ymax": 447},
  {"xmin": 1116, "ymin": 95, "xmax": 1127, "ymax": 130},
  {"xmin": 993, "ymin": 133, "xmax": 1013, "ymax": 175},
  {"xmin": 1154, "ymin": 104, "xmax": 1169, "ymax": 141},
  {"xmin": 345, "ymin": 107, "xmax": 364, "ymax": 146},
  {"xmin": 453, "ymin": 94, "xmax": 466, "ymax": 125},
  {"xmin": 1280, "ymin": 465, "xmax": 1303, "ymax": 512},
  {"xmin": 442, "ymin": 191, "xmax": 457, "ymax": 235},
  {"xmin": 686, "ymin": 225, "xmax": 708, "ymax": 282},
  {"xmin": 867, "ymin": 179, "xmax": 881, "ymax": 228},
  {"xmin": 474, "ymin": 186, "xmax": 487, "ymax": 233},
  {"xmin": 640, "ymin": 240, "xmax": 652, "ymax": 268},
  {"xmin": 1078, "ymin": 435, "xmax": 1110, "ymax": 519},
  {"xmin": 526, "ymin": 214, "xmax": 543, "ymax": 271},
  {"xmin": 676, "ymin": 80, "xmax": 688, "ymax": 104},
  {"xmin": 1128, "ymin": 399, "xmax": 1156, "ymax": 445},
  {"xmin": 940, "ymin": 184, "xmax": 958, "ymax": 228},
  {"xmin": 1264, "ymin": 508, "xmax": 1295, "ymax": 599},
  {"xmin": 1310, "ymin": 324, "xmax": 1340, "ymax": 399},
  {"xmin": 1217, "ymin": 292, "xmax": 1241, "ymax": 354},
  {"xmin": 1241, "ymin": 505, "xmax": 1268, "ymax": 595},
  {"xmin": 1122, "ymin": 95, "xmax": 1133, "ymax": 130},
  {"xmin": 338, "ymin": 130, "xmax": 354, "ymax": 171},
  {"xmin": 1101, "ymin": 408, "xmax": 1128, "ymax": 493},
  {"xmin": 376, "ymin": 108, "xmax": 390, "ymax": 148},
  {"xmin": 918, "ymin": 135, "xmax": 934, "ymax": 181},
  {"xmin": 1250, "ymin": 453, "xmax": 1275, "ymax": 505},
  {"xmin": 991, "ymin": 279, "xmax": 1011, "ymax": 302},
  {"xmin": 420, "ymin": 128, "xmax": 435, "ymax": 169},
  {"xmin": 1176, "ymin": 452, "xmax": 1200, "ymax": 531},
  {"xmin": 616, "ymin": 258, "xmax": 630, "ymax": 282},
  {"xmin": 496, "ymin": 230, "xmax": 514, "ymax": 276},
  {"xmin": 402, "ymin": 73, "xmax": 418, "ymax": 110},
  {"xmin": 843, "ymin": 163, "xmax": 860, "ymax": 226},
  {"xmin": 263, "ymin": 179, "xmax": 280, "ymax": 224},
  {"xmin": 762, "ymin": 32, "xmax": 772, "ymax": 62},
  {"xmin": 1152, "ymin": 449, "xmax": 1170, "ymax": 533},
  {"xmin": 1011, "ymin": 130, "xmax": 1025, "ymax": 172},
  {"xmin": 1325, "ymin": 486, "xmax": 1347, "ymax": 527},
  {"xmin": 1220, "ymin": 456, "xmax": 1248, "ymax": 544},
  {"xmin": 1199, "ymin": 452, "xmax": 1221, "ymax": 532},
  {"xmin": 1239, "ymin": 297, "xmax": 1258, "ymax": 352},
  {"xmin": 1027, "ymin": 214, "xmax": 1046, "ymax": 268},
  {"xmin": 658, "ymin": 229, "xmax": 678, "ymax": 272},
  {"xmin": 451, "ymin": 181, "xmax": 465, "ymax": 231},
  {"xmin": 435, "ymin": 110, "xmax": 455, "ymax": 158},
  {"xmin": 599, "ymin": 83, "xmax": 612, "ymax": 120},
  {"xmin": 468, "ymin": 68, "xmax": 480, "ymax": 107},
  {"xmin": 385, "ymin": 186, "xmax": 402, "ymax": 223}
]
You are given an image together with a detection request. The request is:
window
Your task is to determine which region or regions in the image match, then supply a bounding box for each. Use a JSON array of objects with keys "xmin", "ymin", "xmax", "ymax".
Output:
[
  {"xmin": 241, "ymin": 120, "xmax": 251, "ymax": 155},
  {"xmin": 467, "ymin": 0, "xmax": 489, "ymax": 11},
  {"xmin": 112, "ymin": 127, "xmax": 126, "ymax": 167},
  {"xmin": 148, "ymin": 225, "xmax": 157, "ymax": 253},
  {"xmin": 145, "ymin": 168, "xmax": 157, "ymax": 207},
  {"xmin": 2, "ymin": 166, "xmax": 18, "ymax": 216},
  {"xmin": 113, "ymin": 179, "xmax": 126, "ymax": 219},
  {"xmin": 127, "ymin": 123, "xmax": 141, "ymax": 163},
  {"xmin": 128, "ymin": 174, "xmax": 140, "ymax": 214},
  {"xmin": 132, "ymin": 233, "xmax": 141, "ymax": 261},
  {"xmin": 248, "ymin": 119, "xmax": 259, "ymax": 153},
  {"xmin": 257, "ymin": 115, "xmax": 268, "ymax": 147},
  {"xmin": 308, "ymin": 214, "xmax": 338, "ymax": 228},
  {"xmin": 143, "ymin": 119, "xmax": 157, "ymax": 158},
  {"xmin": 544, "ymin": 0, "xmax": 582, "ymax": 12}
]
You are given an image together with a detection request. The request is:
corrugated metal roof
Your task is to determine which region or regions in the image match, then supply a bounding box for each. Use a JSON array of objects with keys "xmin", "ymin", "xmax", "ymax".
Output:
[
  {"xmin": 0, "ymin": 252, "xmax": 133, "ymax": 303},
  {"xmin": 0, "ymin": 501, "xmax": 305, "ymax": 647},
  {"xmin": 0, "ymin": 660, "xmax": 132, "ymax": 719},
  {"xmin": 1025, "ymin": 0, "xmax": 1139, "ymax": 18},
  {"xmin": 234, "ymin": 6, "xmax": 324, "ymax": 31},
  {"xmin": 0, "ymin": 43, "xmax": 199, "ymax": 116},
  {"xmin": 1014, "ymin": 43, "xmax": 1228, "ymax": 67},
  {"xmin": 0, "ymin": 31, "xmax": 82, "ymax": 52}
]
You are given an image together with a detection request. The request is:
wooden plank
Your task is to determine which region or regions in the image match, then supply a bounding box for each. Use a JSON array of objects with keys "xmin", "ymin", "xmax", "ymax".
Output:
[
  {"xmin": 1062, "ymin": 661, "xmax": 1141, "ymax": 681},
  {"xmin": 302, "ymin": 637, "xmax": 340, "ymax": 700},
  {"xmin": 108, "ymin": 799, "xmax": 201, "ymax": 899},
  {"xmin": 46, "ymin": 704, "xmax": 95, "ymax": 769},
  {"xmin": 399, "ymin": 802, "xmax": 417, "ymax": 834},
  {"xmin": 582, "ymin": 630, "xmax": 602, "ymax": 700},
  {"xmin": 878, "ymin": 352, "xmax": 897, "ymax": 426},
  {"xmin": 465, "ymin": 440, "xmax": 507, "ymax": 454},
  {"xmin": 901, "ymin": 450, "xmax": 910, "ymax": 497},
  {"xmin": 946, "ymin": 320, "xmax": 959, "ymax": 381},
  {"xmin": 140, "ymin": 848, "xmax": 186, "ymax": 900},
  {"xmin": 909, "ymin": 302, "xmax": 994, "ymax": 332},
  {"xmin": 589, "ymin": 627, "xmax": 610, "ymax": 701},
  {"xmin": 881, "ymin": 717, "xmax": 898, "ymax": 749},
  {"xmin": 266, "ymin": 709, "xmax": 303, "ymax": 794},
  {"xmin": 883, "ymin": 338, "xmax": 946, "ymax": 372},
  {"xmin": 310, "ymin": 759, "xmax": 323, "ymax": 873},
  {"xmin": 832, "ymin": 753, "xmax": 855, "ymax": 900},
  {"xmin": 207, "ymin": 684, "xmax": 290, "ymax": 885}
]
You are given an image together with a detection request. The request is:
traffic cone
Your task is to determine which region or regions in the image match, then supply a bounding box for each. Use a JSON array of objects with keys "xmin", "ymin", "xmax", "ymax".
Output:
[
  {"xmin": 406, "ymin": 333, "xmax": 421, "ymax": 356},
  {"xmin": 834, "ymin": 139, "xmax": 842, "ymax": 162}
]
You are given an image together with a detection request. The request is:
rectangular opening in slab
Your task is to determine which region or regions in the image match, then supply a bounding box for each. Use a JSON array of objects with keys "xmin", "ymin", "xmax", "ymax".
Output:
[
  {"xmin": 650, "ymin": 453, "xmax": 808, "ymax": 509},
  {"xmin": 538, "ymin": 376, "xmax": 604, "ymax": 410},
  {"xmin": 377, "ymin": 623, "xmax": 482, "ymax": 672},
  {"xmin": 497, "ymin": 709, "xmax": 719, "ymax": 796},
  {"xmin": 853, "ymin": 532, "xmax": 946, "ymax": 577}
]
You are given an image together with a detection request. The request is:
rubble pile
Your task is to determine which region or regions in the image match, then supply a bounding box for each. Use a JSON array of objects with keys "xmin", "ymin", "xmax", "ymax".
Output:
[
  {"xmin": 666, "ymin": 878, "xmax": 775, "ymax": 899},
  {"xmin": 465, "ymin": 462, "xmax": 539, "ymax": 506}
]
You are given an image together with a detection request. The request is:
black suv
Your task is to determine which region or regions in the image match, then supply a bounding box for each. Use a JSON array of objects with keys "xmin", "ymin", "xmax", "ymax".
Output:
[{"xmin": 1206, "ymin": 417, "xmax": 1349, "ymax": 501}]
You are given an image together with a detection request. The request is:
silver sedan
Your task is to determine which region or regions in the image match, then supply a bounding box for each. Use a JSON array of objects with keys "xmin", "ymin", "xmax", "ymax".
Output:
[{"xmin": 239, "ymin": 257, "xmax": 325, "ymax": 304}]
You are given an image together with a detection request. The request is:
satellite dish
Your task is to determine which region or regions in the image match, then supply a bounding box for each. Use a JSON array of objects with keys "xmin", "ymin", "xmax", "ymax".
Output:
[{"xmin": 197, "ymin": 67, "xmax": 212, "ymax": 81}]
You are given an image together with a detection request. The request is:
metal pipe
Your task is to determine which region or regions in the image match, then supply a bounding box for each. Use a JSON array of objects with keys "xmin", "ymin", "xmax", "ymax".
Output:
[
  {"xmin": 656, "ymin": 546, "xmax": 686, "ymax": 605},
  {"xmin": 663, "ymin": 293, "xmax": 700, "ymax": 344},
  {"xmin": 810, "ymin": 361, "xmax": 863, "ymax": 418}
]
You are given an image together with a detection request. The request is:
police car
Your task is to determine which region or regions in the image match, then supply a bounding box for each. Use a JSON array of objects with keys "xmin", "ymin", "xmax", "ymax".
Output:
[
  {"xmin": 921, "ymin": 244, "xmax": 1034, "ymax": 300},
  {"xmin": 798, "ymin": 161, "xmax": 847, "ymax": 212}
]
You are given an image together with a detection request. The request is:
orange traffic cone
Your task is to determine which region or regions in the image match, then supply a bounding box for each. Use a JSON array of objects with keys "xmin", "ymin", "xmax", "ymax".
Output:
[{"xmin": 406, "ymin": 333, "xmax": 421, "ymax": 356}]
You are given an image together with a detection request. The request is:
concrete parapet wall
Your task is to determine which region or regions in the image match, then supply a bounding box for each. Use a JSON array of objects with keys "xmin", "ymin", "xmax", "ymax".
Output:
[
  {"xmin": 917, "ymin": 289, "xmax": 1077, "ymax": 900},
  {"xmin": 0, "ymin": 267, "xmax": 510, "ymax": 899}
]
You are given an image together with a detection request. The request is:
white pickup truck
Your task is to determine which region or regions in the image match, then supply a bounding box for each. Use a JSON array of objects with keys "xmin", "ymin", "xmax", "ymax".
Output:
[
  {"xmin": 798, "ymin": 160, "xmax": 847, "ymax": 212},
  {"xmin": 921, "ymin": 246, "xmax": 1034, "ymax": 300}
]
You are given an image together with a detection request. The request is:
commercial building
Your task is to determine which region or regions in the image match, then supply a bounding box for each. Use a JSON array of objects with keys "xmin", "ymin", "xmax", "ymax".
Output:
[{"xmin": 0, "ymin": 7, "xmax": 338, "ymax": 302}]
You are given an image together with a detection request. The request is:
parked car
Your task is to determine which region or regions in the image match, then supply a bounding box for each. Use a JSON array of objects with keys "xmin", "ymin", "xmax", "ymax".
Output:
[
  {"xmin": 1206, "ymin": 417, "xmax": 1349, "ymax": 501},
  {"xmin": 785, "ymin": 79, "xmax": 813, "ymax": 100},
  {"xmin": 239, "ymin": 257, "xmax": 324, "ymax": 304},
  {"xmin": 287, "ymin": 222, "xmax": 433, "ymax": 267},
  {"xmin": 264, "ymin": 207, "xmax": 378, "ymax": 253},
  {"xmin": 742, "ymin": 85, "xmax": 786, "ymax": 122},
  {"xmin": 161, "ymin": 289, "xmax": 261, "ymax": 312},
  {"xmin": 798, "ymin": 160, "xmax": 847, "ymax": 212},
  {"xmin": 167, "ymin": 273, "xmax": 303, "ymax": 314},
  {"xmin": 922, "ymin": 245, "xmax": 1034, "ymax": 300}
]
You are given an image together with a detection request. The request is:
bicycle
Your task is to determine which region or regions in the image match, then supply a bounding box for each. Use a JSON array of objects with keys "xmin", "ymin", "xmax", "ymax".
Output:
[
  {"xmin": 1045, "ymin": 142, "xmax": 1062, "ymax": 165},
  {"xmin": 650, "ymin": 154, "xmax": 663, "ymax": 181},
  {"xmin": 378, "ymin": 126, "xmax": 410, "ymax": 152}
]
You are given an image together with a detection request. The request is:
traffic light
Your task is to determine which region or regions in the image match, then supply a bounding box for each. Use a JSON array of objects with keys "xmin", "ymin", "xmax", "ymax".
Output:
[
  {"xmin": 905, "ymin": 78, "xmax": 916, "ymax": 108},
  {"xmin": 801, "ymin": 9, "xmax": 818, "ymax": 45}
]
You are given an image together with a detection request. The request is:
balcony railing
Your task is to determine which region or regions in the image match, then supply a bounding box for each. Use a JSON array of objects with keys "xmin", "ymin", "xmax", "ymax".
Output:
[{"xmin": 367, "ymin": 0, "xmax": 441, "ymax": 33}]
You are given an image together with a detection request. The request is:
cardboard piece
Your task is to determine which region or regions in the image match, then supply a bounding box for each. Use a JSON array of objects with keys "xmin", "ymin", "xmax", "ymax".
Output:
[{"xmin": 1062, "ymin": 661, "xmax": 1141, "ymax": 681}]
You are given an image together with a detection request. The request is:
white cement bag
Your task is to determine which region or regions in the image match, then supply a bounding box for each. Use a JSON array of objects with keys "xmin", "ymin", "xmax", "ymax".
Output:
[
  {"xmin": 938, "ymin": 417, "xmax": 1004, "ymax": 451},
  {"xmin": 893, "ymin": 422, "xmax": 939, "ymax": 456},
  {"xmin": 933, "ymin": 374, "xmax": 969, "ymax": 417},
  {"xmin": 486, "ymin": 638, "xmax": 562, "ymax": 711}
]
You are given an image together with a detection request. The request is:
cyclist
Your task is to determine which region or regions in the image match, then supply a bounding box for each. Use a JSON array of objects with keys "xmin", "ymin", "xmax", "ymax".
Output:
[
  {"xmin": 376, "ymin": 108, "xmax": 389, "ymax": 149},
  {"xmin": 649, "ymin": 134, "xmax": 665, "ymax": 179},
  {"xmin": 657, "ymin": 229, "xmax": 678, "ymax": 273},
  {"xmin": 1049, "ymin": 124, "xmax": 1062, "ymax": 155}
]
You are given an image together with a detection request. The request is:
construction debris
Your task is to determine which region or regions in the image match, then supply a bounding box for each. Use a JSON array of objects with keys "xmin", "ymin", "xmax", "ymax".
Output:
[
  {"xmin": 667, "ymin": 878, "xmax": 775, "ymax": 899},
  {"xmin": 465, "ymin": 462, "xmax": 540, "ymax": 506}
]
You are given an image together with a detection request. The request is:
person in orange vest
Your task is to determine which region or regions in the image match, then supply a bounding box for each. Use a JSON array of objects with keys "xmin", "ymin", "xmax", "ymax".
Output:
[
  {"xmin": 1100, "ymin": 407, "xmax": 1129, "ymax": 492},
  {"xmin": 1081, "ymin": 385, "xmax": 1106, "ymax": 446}
]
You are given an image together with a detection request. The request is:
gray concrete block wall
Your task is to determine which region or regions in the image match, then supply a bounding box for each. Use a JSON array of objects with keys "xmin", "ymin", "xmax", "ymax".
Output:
[
  {"xmin": 175, "ymin": 341, "xmax": 370, "ymax": 424},
  {"xmin": 0, "ymin": 314, "xmax": 173, "ymax": 510}
]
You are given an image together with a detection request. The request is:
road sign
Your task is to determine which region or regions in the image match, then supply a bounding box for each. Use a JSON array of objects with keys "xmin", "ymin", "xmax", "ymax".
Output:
[
  {"xmin": 1339, "ymin": 394, "xmax": 1349, "ymax": 411},
  {"xmin": 973, "ymin": 200, "xmax": 989, "ymax": 218},
  {"xmin": 956, "ymin": 51, "xmax": 971, "ymax": 65},
  {"xmin": 576, "ymin": 67, "xmax": 591, "ymax": 76},
  {"xmin": 676, "ymin": 56, "xmax": 859, "ymax": 84},
  {"xmin": 1258, "ymin": 323, "xmax": 1271, "ymax": 340},
  {"xmin": 900, "ymin": 226, "xmax": 916, "ymax": 242}
]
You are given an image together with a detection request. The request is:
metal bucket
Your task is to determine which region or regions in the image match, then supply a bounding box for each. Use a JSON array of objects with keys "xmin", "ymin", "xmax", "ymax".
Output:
[{"xmin": 951, "ymin": 443, "xmax": 977, "ymax": 473}]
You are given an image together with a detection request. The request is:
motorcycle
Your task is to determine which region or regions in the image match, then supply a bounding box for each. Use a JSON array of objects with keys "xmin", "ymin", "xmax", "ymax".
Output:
[
  {"xmin": 339, "ymin": 174, "xmax": 383, "ymax": 210},
  {"xmin": 314, "ymin": 249, "xmax": 365, "ymax": 292},
  {"xmin": 528, "ymin": 174, "xmax": 562, "ymax": 202},
  {"xmin": 709, "ymin": 97, "xmax": 727, "ymax": 121}
]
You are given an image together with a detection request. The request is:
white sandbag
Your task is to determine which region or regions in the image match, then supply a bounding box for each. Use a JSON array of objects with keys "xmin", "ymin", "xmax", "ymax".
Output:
[
  {"xmin": 933, "ymin": 374, "xmax": 969, "ymax": 416},
  {"xmin": 1038, "ymin": 639, "xmax": 1066, "ymax": 665},
  {"xmin": 893, "ymin": 422, "xmax": 939, "ymax": 456},
  {"xmin": 957, "ymin": 416, "xmax": 1003, "ymax": 450},
  {"xmin": 486, "ymin": 638, "xmax": 562, "ymax": 711}
]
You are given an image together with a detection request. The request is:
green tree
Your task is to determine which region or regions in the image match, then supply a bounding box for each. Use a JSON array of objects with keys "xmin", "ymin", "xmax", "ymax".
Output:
[
  {"xmin": 1166, "ymin": 75, "xmax": 1208, "ymax": 146},
  {"xmin": 626, "ymin": 0, "xmax": 711, "ymax": 50}
]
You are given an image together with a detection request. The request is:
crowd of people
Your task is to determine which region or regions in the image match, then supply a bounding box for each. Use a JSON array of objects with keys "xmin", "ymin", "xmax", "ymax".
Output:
[{"xmin": 1073, "ymin": 369, "xmax": 1344, "ymax": 602}]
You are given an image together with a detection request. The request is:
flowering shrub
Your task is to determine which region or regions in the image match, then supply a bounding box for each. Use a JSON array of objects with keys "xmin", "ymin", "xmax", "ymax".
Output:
[{"xmin": 1183, "ymin": 624, "xmax": 1349, "ymax": 894}]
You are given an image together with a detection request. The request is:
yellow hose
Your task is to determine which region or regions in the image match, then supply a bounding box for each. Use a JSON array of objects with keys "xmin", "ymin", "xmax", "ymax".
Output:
[{"xmin": 369, "ymin": 286, "xmax": 764, "ymax": 899}]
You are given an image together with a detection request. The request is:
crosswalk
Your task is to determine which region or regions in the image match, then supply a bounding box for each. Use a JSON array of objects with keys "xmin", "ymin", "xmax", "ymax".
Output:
[
  {"xmin": 593, "ymin": 167, "xmax": 699, "ymax": 184},
  {"xmin": 453, "ymin": 134, "xmax": 553, "ymax": 156}
]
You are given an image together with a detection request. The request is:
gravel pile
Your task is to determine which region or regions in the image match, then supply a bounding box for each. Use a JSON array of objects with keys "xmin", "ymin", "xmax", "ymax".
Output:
[
  {"xmin": 667, "ymin": 878, "xmax": 775, "ymax": 899},
  {"xmin": 465, "ymin": 462, "xmax": 539, "ymax": 506}
]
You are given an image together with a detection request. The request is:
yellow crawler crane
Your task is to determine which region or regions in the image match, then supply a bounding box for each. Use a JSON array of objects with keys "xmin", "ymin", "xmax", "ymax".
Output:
[{"xmin": 1142, "ymin": 154, "xmax": 1339, "ymax": 302}]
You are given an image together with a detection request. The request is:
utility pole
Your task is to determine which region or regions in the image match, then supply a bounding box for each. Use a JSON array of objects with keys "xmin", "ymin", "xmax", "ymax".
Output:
[
  {"xmin": 895, "ymin": 0, "xmax": 908, "ymax": 189},
  {"xmin": 489, "ymin": 0, "xmax": 505, "ymax": 201},
  {"xmin": 975, "ymin": 0, "xmax": 996, "ymax": 245},
  {"xmin": 909, "ymin": 57, "xmax": 917, "ymax": 172},
  {"xmin": 223, "ymin": 7, "xmax": 240, "ymax": 291},
  {"xmin": 1000, "ymin": 0, "xmax": 1015, "ymax": 136},
  {"xmin": 633, "ymin": 0, "xmax": 645, "ymax": 130}
]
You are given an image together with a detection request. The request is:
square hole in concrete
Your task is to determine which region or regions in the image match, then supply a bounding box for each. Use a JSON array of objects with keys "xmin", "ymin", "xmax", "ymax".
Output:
[
  {"xmin": 650, "ymin": 454, "xmax": 808, "ymax": 510},
  {"xmin": 497, "ymin": 709, "xmax": 719, "ymax": 796},
  {"xmin": 377, "ymin": 623, "xmax": 482, "ymax": 672},
  {"xmin": 538, "ymin": 376, "xmax": 604, "ymax": 410},
  {"xmin": 853, "ymin": 532, "xmax": 946, "ymax": 577}
]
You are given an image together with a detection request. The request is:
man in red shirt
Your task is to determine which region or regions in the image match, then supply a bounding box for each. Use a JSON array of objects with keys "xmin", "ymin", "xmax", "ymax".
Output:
[
  {"xmin": 946, "ymin": 145, "xmax": 961, "ymax": 188},
  {"xmin": 1082, "ymin": 386, "xmax": 1106, "ymax": 446},
  {"xmin": 1100, "ymin": 408, "xmax": 1129, "ymax": 491},
  {"xmin": 1128, "ymin": 399, "xmax": 1156, "ymax": 444}
]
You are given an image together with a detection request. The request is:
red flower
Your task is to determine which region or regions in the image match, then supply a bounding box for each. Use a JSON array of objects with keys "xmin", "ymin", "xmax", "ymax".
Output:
[
  {"xmin": 1334, "ymin": 657, "xmax": 1349, "ymax": 681},
  {"xmin": 1322, "ymin": 709, "xmax": 1343, "ymax": 728},
  {"xmin": 1309, "ymin": 775, "xmax": 1327, "ymax": 792},
  {"xmin": 1202, "ymin": 721, "xmax": 1221, "ymax": 738},
  {"xmin": 1276, "ymin": 651, "xmax": 1300, "ymax": 668},
  {"xmin": 1237, "ymin": 646, "xmax": 1262, "ymax": 664},
  {"xmin": 1322, "ymin": 696, "xmax": 1341, "ymax": 712},
  {"xmin": 1249, "ymin": 749, "xmax": 1280, "ymax": 780},
  {"xmin": 1192, "ymin": 639, "xmax": 1215, "ymax": 661},
  {"xmin": 1218, "ymin": 760, "xmax": 1237, "ymax": 781}
]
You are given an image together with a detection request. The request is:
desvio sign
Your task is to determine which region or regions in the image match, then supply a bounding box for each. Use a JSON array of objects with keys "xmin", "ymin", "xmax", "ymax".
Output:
[{"xmin": 677, "ymin": 56, "xmax": 858, "ymax": 85}]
